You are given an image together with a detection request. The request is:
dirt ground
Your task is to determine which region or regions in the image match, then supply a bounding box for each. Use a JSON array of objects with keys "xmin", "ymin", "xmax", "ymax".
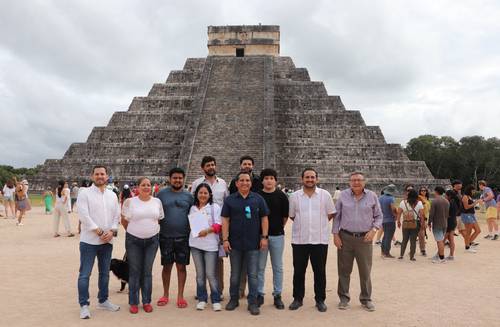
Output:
[{"xmin": 1, "ymin": 206, "xmax": 499, "ymax": 327}]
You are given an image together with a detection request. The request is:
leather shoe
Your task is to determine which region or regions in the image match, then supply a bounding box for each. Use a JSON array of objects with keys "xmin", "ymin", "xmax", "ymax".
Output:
[
  {"xmin": 316, "ymin": 301, "xmax": 327, "ymax": 312},
  {"xmin": 248, "ymin": 303, "xmax": 260, "ymax": 315},
  {"xmin": 288, "ymin": 299, "xmax": 303, "ymax": 310},
  {"xmin": 225, "ymin": 299, "xmax": 239, "ymax": 311},
  {"xmin": 274, "ymin": 295, "xmax": 285, "ymax": 310}
]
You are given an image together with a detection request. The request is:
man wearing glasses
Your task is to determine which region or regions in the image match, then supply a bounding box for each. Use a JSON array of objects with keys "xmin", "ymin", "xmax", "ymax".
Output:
[
  {"xmin": 221, "ymin": 172, "xmax": 269, "ymax": 315},
  {"xmin": 333, "ymin": 172, "xmax": 382, "ymax": 312}
]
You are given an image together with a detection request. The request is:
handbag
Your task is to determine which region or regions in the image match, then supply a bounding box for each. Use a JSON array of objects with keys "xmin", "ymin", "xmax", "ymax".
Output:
[
  {"xmin": 210, "ymin": 205, "xmax": 226, "ymax": 257},
  {"xmin": 402, "ymin": 201, "xmax": 418, "ymax": 229}
]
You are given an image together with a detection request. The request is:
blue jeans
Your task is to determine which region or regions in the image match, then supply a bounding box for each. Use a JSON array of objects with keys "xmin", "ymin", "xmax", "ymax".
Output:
[
  {"xmin": 257, "ymin": 235, "xmax": 284, "ymax": 296},
  {"xmin": 381, "ymin": 222, "xmax": 396, "ymax": 255},
  {"xmin": 191, "ymin": 247, "xmax": 220, "ymax": 303},
  {"xmin": 126, "ymin": 232, "xmax": 159, "ymax": 305},
  {"xmin": 229, "ymin": 249, "xmax": 259, "ymax": 304},
  {"xmin": 77, "ymin": 242, "xmax": 113, "ymax": 306}
]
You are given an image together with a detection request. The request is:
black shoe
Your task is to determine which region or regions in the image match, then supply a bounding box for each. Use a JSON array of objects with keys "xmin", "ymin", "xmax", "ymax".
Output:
[
  {"xmin": 257, "ymin": 294, "xmax": 264, "ymax": 307},
  {"xmin": 273, "ymin": 295, "xmax": 285, "ymax": 310},
  {"xmin": 225, "ymin": 299, "xmax": 239, "ymax": 311},
  {"xmin": 288, "ymin": 299, "xmax": 303, "ymax": 310},
  {"xmin": 493, "ymin": 235, "xmax": 499, "ymax": 241},
  {"xmin": 315, "ymin": 301, "xmax": 327, "ymax": 312},
  {"xmin": 248, "ymin": 303, "xmax": 260, "ymax": 315}
]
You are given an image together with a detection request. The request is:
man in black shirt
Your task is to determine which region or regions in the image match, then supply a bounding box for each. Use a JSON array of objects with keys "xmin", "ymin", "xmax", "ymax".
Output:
[
  {"xmin": 229, "ymin": 155, "xmax": 263, "ymax": 194},
  {"xmin": 257, "ymin": 168, "xmax": 289, "ymax": 309}
]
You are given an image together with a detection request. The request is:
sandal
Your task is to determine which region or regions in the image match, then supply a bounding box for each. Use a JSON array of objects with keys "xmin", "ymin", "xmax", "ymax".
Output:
[
  {"xmin": 157, "ymin": 296, "xmax": 169, "ymax": 306},
  {"xmin": 177, "ymin": 298, "xmax": 188, "ymax": 308}
]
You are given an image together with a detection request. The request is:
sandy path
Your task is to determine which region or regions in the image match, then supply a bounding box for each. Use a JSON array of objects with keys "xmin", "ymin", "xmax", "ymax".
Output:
[{"xmin": 1, "ymin": 206, "xmax": 499, "ymax": 327}]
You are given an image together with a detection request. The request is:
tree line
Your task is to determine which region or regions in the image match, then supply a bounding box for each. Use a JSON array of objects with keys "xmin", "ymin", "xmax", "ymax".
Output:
[{"xmin": 405, "ymin": 135, "xmax": 500, "ymax": 189}]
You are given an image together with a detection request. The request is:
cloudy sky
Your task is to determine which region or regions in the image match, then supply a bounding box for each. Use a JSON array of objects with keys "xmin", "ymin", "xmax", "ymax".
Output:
[{"xmin": 1, "ymin": 0, "xmax": 499, "ymax": 167}]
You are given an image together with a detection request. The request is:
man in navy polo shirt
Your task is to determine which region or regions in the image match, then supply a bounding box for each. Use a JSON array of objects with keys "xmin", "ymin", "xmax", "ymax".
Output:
[{"xmin": 222, "ymin": 172, "xmax": 269, "ymax": 316}]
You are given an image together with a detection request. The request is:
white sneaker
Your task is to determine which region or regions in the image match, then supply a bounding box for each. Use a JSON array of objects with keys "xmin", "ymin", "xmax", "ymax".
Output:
[
  {"xmin": 97, "ymin": 300, "xmax": 120, "ymax": 311},
  {"xmin": 212, "ymin": 302, "xmax": 222, "ymax": 311},
  {"xmin": 196, "ymin": 301, "xmax": 207, "ymax": 310},
  {"xmin": 466, "ymin": 247, "xmax": 477, "ymax": 253},
  {"xmin": 17, "ymin": 222, "xmax": 24, "ymax": 226},
  {"xmin": 432, "ymin": 258, "xmax": 446, "ymax": 264},
  {"xmin": 80, "ymin": 305, "xmax": 91, "ymax": 319}
]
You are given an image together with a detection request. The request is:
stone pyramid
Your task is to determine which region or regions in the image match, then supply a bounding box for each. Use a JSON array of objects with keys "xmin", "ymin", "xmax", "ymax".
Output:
[{"xmin": 31, "ymin": 25, "xmax": 448, "ymax": 192}]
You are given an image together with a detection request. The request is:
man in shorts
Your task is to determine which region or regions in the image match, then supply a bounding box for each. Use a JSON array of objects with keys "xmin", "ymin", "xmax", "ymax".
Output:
[
  {"xmin": 156, "ymin": 168, "xmax": 194, "ymax": 308},
  {"xmin": 479, "ymin": 180, "xmax": 498, "ymax": 240},
  {"xmin": 428, "ymin": 186, "xmax": 449, "ymax": 264}
]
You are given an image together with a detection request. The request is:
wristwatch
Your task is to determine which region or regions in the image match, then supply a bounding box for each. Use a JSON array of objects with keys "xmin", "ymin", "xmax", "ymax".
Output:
[
  {"xmin": 261, "ymin": 235, "xmax": 269, "ymax": 240},
  {"xmin": 111, "ymin": 229, "xmax": 118, "ymax": 237}
]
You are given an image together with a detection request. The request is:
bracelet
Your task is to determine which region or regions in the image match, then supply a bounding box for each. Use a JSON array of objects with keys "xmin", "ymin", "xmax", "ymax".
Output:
[{"xmin": 223, "ymin": 239, "xmax": 229, "ymax": 243}]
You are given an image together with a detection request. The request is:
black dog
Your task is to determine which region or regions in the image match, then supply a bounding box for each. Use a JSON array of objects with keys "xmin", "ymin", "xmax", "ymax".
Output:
[{"xmin": 110, "ymin": 253, "xmax": 128, "ymax": 292}]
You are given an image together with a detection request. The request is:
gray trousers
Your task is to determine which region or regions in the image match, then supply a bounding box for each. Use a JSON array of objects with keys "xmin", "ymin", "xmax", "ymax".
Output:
[{"xmin": 337, "ymin": 231, "xmax": 373, "ymax": 304}]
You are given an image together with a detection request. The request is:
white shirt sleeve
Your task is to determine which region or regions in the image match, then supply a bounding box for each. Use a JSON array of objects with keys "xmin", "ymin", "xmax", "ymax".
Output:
[
  {"xmin": 77, "ymin": 190, "xmax": 99, "ymax": 231},
  {"xmin": 111, "ymin": 194, "xmax": 120, "ymax": 230},
  {"xmin": 324, "ymin": 191, "xmax": 336, "ymax": 215},
  {"xmin": 213, "ymin": 203, "xmax": 222, "ymax": 225},
  {"xmin": 157, "ymin": 198, "xmax": 165, "ymax": 220},
  {"xmin": 122, "ymin": 198, "xmax": 132, "ymax": 221},
  {"xmin": 289, "ymin": 193, "xmax": 296, "ymax": 218}
]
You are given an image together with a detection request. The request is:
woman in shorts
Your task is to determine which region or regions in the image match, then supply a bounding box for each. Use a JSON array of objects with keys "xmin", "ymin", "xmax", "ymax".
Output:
[
  {"xmin": 3, "ymin": 179, "xmax": 16, "ymax": 219},
  {"xmin": 14, "ymin": 181, "xmax": 30, "ymax": 226},
  {"xmin": 461, "ymin": 185, "xmax": 481, "ymax": 252}
]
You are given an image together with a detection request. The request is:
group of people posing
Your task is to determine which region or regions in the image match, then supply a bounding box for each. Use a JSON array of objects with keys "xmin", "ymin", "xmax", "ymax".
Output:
[
  {"xmin": 378, "ymin": 180, "xmax": 499, "ymax": 263},
  {"xmin": 1, "ymin": 177, "xmax": 31, "ymax": 225},
  {"xmin": 76, "ymin": 155, "xmax": 382, "ymax": 319}
]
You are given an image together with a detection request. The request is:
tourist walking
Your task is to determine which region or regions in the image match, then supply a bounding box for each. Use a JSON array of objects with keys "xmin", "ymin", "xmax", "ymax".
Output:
[
  {"xmin": 479, "ymin": 180, "xmax": 498, "ymax": 240},
  {"xmin": 289, "ymin": 168, "xmax": 335, "ymax": 312},
  {"xmin": 257, "ymin": 168, "xmax": 289, "ymax": 309},
  {"xmin": 77, "ymin": 165, "xmax": 121, "ymax": 319},
  {"xmin": 461, "ymin": 185, "xmax": 481, "ymax": 252},
  {"xmin": 379, "ymin": 184, "xmax": 398, "ymax": 258},
  {"xmin": 43, "ymin": 186, "xmax": 54, "ymax": 214},
  {"xmin": 53, "ymin": 181, "xmax": 74, "ymax": 237},
  {"xmin": 444, "ymin": 190, "xmax": 459, "ymax": 260},
  {"xmin": 396, "ymin": 189, "xmax": 424, "ymax": 261},
  {"xmin": 333, "ymin": 172, "xmax": 382, "ymax": 312},
  {"xmin": 191, "ymin": 156, "xmax": 229, "ymax": 298},
  {"xmin": 417, "ymin": 187, "xmax": 430, "ymax": 256},
  {"xmin": 188, "ymin": 183, "xmax": 222, "ymax": 311},
  {"xmin": 121, "ymin": 177, "xmax": 163, "ymax": 314},
  {"xmin": 14, "ymin": 180, "xmax": 30, "ymax": 226},
  {"xmin": 2, "ymin": 179, "xmax": 15, "ymax": 219},
  {"xmin": 156, "ymin": 168, "xmax": 194, "ymax": 309},
  {"xmin": 222, "ymin": 171, "xmax": 269, "ymax": 316},
  {"xmin": 428, "ymin": 186, "xmax": 449, "ymax": 264}
]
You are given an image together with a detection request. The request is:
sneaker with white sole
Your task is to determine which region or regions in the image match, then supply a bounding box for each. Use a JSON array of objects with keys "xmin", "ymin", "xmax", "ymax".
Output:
[
  {"xmin": 213, "ymin": 303, "xmax": 222, "ymax": 311},
  {"xmin": 97, "ymin": 300, "xmax": 120, "ymax": 312},
  {"xmin": 465, "ymin": 247, "xmax": 477, "ymax": 253},
  {"xmin": 80, "ymin": 305, "xmax": 91, "ymax": 319},
  {"xmin": 446, "ymin": 256, "xmax": 454, "ymax": 261},
  {"xmin": 432, "ymin": 258, "xmax": 446, "ymax": 264},
  {"xmin": 196, "ymin": 301, "xmax": 207, "ymax": 310}
]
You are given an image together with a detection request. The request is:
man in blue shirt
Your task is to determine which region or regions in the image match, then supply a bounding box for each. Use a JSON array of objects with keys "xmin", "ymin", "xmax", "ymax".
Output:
[
  {"xmin": 156, "ymin": 167, "xmax": 194, "ymax": 308},
  {"xmin": 222, "ymin": 172, "xmax": 269, "ymax": 315},
  {"xmin": 379, "ymin": 184, "xmax": 398, "ymax": 258}
]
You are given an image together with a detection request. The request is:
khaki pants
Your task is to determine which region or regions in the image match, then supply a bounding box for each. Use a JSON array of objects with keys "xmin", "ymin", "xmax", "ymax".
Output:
[{"xmin": 337, "ymin": 231, "xmax": 373, "ymax": 304}]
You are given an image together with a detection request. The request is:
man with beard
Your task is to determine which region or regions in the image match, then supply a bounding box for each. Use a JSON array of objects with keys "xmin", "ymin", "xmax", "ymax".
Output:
[
  {"xmin": 229, "ymin": 155, "xmax": 263, "ymax": 194},
  {"xmin": 77, "ymin": 165, "xmax": 121, "ymax": 319},
  {"xmin": 191, "ymin": 156, "xmax": 229, "ymax": 298},
  {"xmin": 288, "ymin": 168, "xmax": 335, "ymax": 312},
  {"xmin": 156, "ymin": 168, "xmax": 194, "ymax": 308}
]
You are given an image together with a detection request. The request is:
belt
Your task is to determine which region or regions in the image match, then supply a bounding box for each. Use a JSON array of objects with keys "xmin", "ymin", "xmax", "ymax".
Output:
[{"xmin": 340, "ymin": 229, "xmax": 368, "ymax": 237}]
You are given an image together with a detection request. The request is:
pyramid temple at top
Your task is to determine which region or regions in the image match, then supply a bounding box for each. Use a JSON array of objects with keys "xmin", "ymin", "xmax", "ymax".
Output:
[{"xmin": 31, "ymin": 25, "xmax": 448, "ymax": 192}]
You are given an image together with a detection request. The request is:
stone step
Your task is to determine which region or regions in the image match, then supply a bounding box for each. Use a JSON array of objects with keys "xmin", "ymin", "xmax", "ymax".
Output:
[
  {"xmin": 183, "ymin": 58, "xmax": 206, "ymax": 71},
  {"xmin": 86, "ymin": 126, "xmax": 185, "ymax": 143},
  {"xmin": 274, "ymin": 96, "xmax": 345, "ymax": 111},
  {"xmin": 275, "ymin": 111, "xmax": 364, "ymax": 126},
  {"xmin": 128, "ymin": 96, "xmax": 195, "ymax": 112},
  {"xmin": 107, "ymin": 111, "xmax": 190, "ymax": 127},
  {"xmin": 166, "ymin": 70, "xmax": 202, "ymax": 83},
  {"xmin": 148, "ymin": 83, "xmax": 199, "ymax": 97}
]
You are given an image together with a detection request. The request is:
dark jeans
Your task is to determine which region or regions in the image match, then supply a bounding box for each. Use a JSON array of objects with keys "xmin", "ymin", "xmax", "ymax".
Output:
[
  {"xmin": 77, "ymin": 242, "xmax": 113, "ymax": 306},
  {"xmin": 381, "ymin": 222, "xmax": 396, "ymax": 255},
  {"xmin": 125, "ymin": 232, "xmax": 159, "ymax": 305},
  {"xmin": 400, "ymin": 228, "xmax": 418, "ymax": 259},
  {"xmin": 229, "ymin": 249, "xmax": 259, "ymax": 304},
  {"xmin": 292, "ymin": 244, "xmax": 328, "ymax": 302},
  {"xmin": 191, "ymin": 247, "xmax": 220, "ymax": 303}
]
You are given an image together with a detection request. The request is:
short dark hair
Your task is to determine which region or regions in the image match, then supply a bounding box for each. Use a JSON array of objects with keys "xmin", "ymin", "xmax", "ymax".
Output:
[
  {"xmin": 193, "ymin": 183, "xmax": 213, "ymax": 206},
  {"xmin": 236, "ymin": 171, "xmax": 252, "ymax": 181},
  {"xmin": 434, "ymin": 186, "xmax": 445, "ymax": 195},
  {"xmin": 239, "ymin": 155, "xmax": 254, "ymax": 165},
  {"xmin": 92, "ymin": 165, "xmax": 108, "ymax": 174},
  {"xmin": 451, "ymin": 179, "xmax": 463, "ymax": 186},
  {"xmin": 301, "ymin": 167, "xmax": 318, "ymax": 178},
  {"xmin": 260, "ymin": 168, "xmax": 278, "ymax": 181},
  {"xmin": 169, "ymin": 167, "xmax": 185, "ymax": 178},
  {"xmin": 201, "ymin": 156, "xmax": 216, "ymax": 167}
]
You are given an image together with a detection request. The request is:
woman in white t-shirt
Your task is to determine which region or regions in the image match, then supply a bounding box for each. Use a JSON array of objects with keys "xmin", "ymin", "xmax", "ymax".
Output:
[
  {"xmin": 53, "ymin": 180, "xmax": 74, "ymax": 237},
  {"xmin": 2, "ymin": 180, "xmax": 16, "ymax": 219},
  {"xmin": 396, "ymin": 189, "xmax": 424, "ymax": 261},
  {"xmin": 188, "ymin": 183, "xmax": 222, "ymax": 311},
  {"xmin": 121, "ymin": 177, "xmax": 164, "ymax": 314}
]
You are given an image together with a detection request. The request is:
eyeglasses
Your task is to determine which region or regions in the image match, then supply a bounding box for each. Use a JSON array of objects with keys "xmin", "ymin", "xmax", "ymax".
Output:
[{"xmin": 245, "ymin": 206, "xmax": 251, "ymax": 219}]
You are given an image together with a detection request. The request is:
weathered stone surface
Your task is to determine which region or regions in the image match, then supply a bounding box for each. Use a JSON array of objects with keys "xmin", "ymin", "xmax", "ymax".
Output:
[{"xmin": 31, "ymin": 25, "xmax": 448, "ymax": 193}]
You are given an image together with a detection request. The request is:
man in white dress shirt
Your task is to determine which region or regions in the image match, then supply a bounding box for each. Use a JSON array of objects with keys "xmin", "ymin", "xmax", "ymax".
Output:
[
  {"xmin": 77, "ymin": 165, "xmax": 121, "ymax": 319},
  {"xmin": 288, "ymin": 168, "xmax": 336, "ymax": 312},
  {"xmin": 191, "ymin": 156, "xmax": 229, "ymax": 298}
]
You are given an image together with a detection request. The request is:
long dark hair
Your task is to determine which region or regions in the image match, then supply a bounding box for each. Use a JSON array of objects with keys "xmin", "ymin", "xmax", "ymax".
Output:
[
  {"xmin": 194, "ymin": 183, "xmax": 213, "ymax": 207},
  {"xmin": 463, "ymin": 185, "xmax": 474, "ymax": 197},
  {"xmin": 407, "ymin": 189, "xmax": 419, "ymax": 207},
  {"xmin": 57, "ymin": 180, "xmax": 65, "ymax": 198}
]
